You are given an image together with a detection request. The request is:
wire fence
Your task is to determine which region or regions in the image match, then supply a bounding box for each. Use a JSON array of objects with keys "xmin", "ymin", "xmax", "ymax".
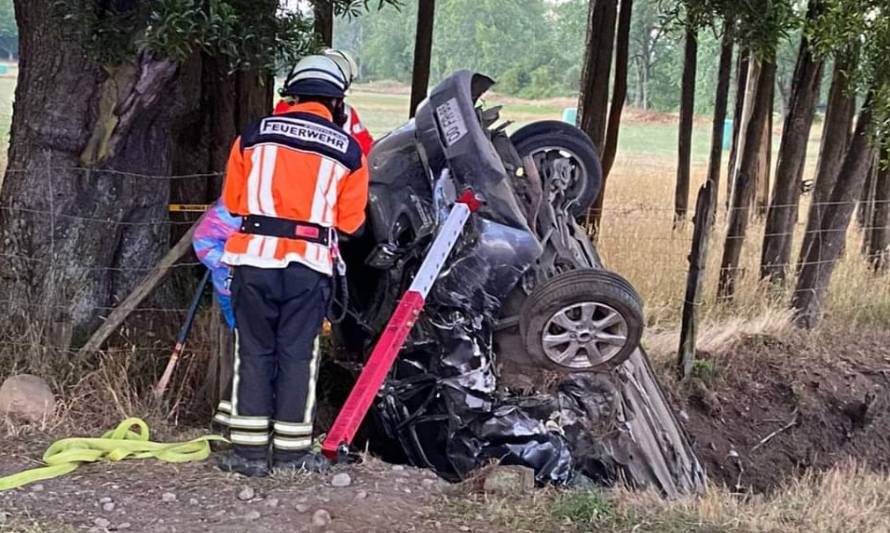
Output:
[{"xmin": 0, "ymin": 166, "xmax": 887, "ymax": 365}]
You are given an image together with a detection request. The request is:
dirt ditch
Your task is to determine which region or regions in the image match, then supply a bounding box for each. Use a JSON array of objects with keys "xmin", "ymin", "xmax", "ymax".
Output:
[{"xmin": 671, "ymin": 324, "xmax": 890, "ymax": 493}]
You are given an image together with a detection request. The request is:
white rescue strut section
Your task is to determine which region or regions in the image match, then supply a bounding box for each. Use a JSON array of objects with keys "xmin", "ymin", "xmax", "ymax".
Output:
[{"xmin": 407, "ymin": 201, "xmax": 472, "ymax": 297}]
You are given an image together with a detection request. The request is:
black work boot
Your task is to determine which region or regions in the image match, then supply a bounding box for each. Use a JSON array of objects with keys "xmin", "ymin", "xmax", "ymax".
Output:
[
  {"xmin": 272, "ymin": 451, "xmax": 331, "ymax": 474},
  {"xmin": 216, "ymin": 451, "xmax": 270, "ymax": 477}
]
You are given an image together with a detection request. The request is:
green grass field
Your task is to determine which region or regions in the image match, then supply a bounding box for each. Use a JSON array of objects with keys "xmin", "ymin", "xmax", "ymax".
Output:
[{"xmin": 347, "ymin": 86, "xmax": 718, "ymax": 162}]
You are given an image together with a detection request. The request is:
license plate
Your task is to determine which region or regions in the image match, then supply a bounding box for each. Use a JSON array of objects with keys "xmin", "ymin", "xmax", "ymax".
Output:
[{"xmin": 435, "ymin": 98, "xmax": 468, "ymax": 147}]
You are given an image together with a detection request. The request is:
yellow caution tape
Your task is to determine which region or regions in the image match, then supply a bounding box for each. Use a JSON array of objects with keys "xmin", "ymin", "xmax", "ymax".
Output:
[
  {"xmin": 168, "ymin": 204, "xmax": 211, "ymax": 213},
  {"xmin": 0, "ymin": 418, "xmax": 225, "ymax": 491}
]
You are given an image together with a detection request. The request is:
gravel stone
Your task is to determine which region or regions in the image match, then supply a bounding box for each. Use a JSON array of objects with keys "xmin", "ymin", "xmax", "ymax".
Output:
[
  {"xmin": 312, "ymin": 509, "xmax": 332, "ymax": 527},
  {"xmin": 31, "ymin": 484, "xmax": 44, "ymax": 492},
  {"xmin": 265, "ymin": 497, "xmax": 280, "ymax": 508},
  {"xmin": 355, "ymin": 490, "xmax": 368, "ymax": 500},
  {"xmin": 244, "ymin": 510, "xmax": 261, "ymax": 521},
  {"xmin": 189, "ymin": 498, "xmax": 199, "ymax": 506},
  {"xmin": 93, "ymin": 517, "xmax": 111, "ymax": 528},
  {"xmin": 98, "ymin": 497, "xmax": 112, "ymax": 504},
  {"xmin": 295, "ymin": 504, "xmax": 310, "ymax": 513},
  {"xmin": 330, "ymin": 472, "xmax": 352, "ymax": 488},
  {"xmin": 102, "ymin": 502, "xmax": 115, "ymax": 512},
  {"xmin": 161, "ymin": 492, "xmax": 177, "ymax": 503},
  {"xmin": 238, "ymin": 486, "xmax": 255, "ymax": 501}
]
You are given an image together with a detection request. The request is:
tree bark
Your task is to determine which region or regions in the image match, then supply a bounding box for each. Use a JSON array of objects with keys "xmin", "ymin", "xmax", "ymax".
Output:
[
  {"xmin": 0, "ymin": 1, "xmax": 272, "ymax": 352},
  {"xmin": 798, "ymin": 54, "xmax": 857, "ymax": 271},
  {"xmin": 754, "ymin": 63, "xmax": 776, "ymax": 217},
  {"xmin": 761, "ymin": 11, "xmax": 824, "ymax": 283},
  {"xmin": 601, "ymin": 0, "xmax": 633, "ymax": 179},
  {"xmin": 727, "ymin": 49, "xmax": 749, "ymax": 209},
  {"xmin": 409, "ymin": 0, "xmax": 436, "ymax": 118},
  {"xmin": 868, "ymin": 148, "xmax": 890, "ymax": 272},
  {"xmin": 579, "ymin": 0, "xmax": 618, "ymax": 232},
  {"xmin": 706, "ymin": 21, "xmax": 733, "ymax": 197},
  {"xmin": 675, "ymin": 27, "xmax": 698, "ymax": 225},
  {"xmin": 718, "ymin": 59, "xmax": 773, "ymax": 300},
  {"xmin": 857, "ymin": 157, "xmax": 877, "ymax": 231},
  {"xmin": 312, "ymin": 0, "xmax": 335, "ymax": 47},
  {"xmin": 792, "ymin": 94, "xmax": 875, "ymax": 328}
]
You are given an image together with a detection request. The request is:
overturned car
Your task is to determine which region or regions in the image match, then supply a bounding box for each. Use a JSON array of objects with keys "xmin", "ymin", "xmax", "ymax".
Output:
[{"xmin": 334, "ymin": 71, "xmax": 705, "ymax": 497}]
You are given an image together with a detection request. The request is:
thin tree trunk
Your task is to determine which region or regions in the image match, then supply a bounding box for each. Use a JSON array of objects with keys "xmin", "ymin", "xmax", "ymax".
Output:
[
  {"xmin": 312, "ymin": 0, "xmax": 334, "ymax": 47},
  {"xmin": 675, "ymin": 27, "xmax": 698, "ymax": 225},
  {"xmin": 792, "ymin": 94, "xmax": 876, "ymax": 328},
  {"xmin": 798, "ymin": 54, "xmax": 857, "ymax": 270},
  {"xmin": 705, "ymin": 21, "xmax": 734, "ymax": 199},
  {"xmin": 761, "ymin": 11, "xmax": 824, "ymax": 283},
  {"xmin": 601, "ymin": 0, "xmax": 633, "ymax": 178},
  {"xmin": 642, "ymin": 62, "xmax": 649, "ymax": 111},
  {"xmin": 868, "ymin": 148, "xmax": 890, "ymax": 271},
  {"xmin": 727, "ymin": 49, "xmax": 749, "ymax": 209},
  {"xmin": 579, "ymin": 0, "xmax": 619, "ymax": 233},
  {"xmin": 718, "ymin": 59, "xmax": 772, "ymax": 300},
  {"xmin": 857, "ymin": 157, "xmax": 877, "ymax": 231},
  {"xmin": 755, "ymin": 62, "xmax": 776, "ymax": 217},
  {"xmin": 409, "ymin": 0, "xmax": 436, "ymax": 118}
]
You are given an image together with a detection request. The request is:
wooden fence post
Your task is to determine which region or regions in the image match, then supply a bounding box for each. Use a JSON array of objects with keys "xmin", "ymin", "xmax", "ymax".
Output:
[{"xmin": 678, "ymin": 181, "xmax": 716, "ymax": 379}]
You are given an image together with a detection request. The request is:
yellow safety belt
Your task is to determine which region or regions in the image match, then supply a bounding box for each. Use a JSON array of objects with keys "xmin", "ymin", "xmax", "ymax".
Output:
[{"xmin": 0, "ymin": 418, "xmax": 225, "ymax": 491}]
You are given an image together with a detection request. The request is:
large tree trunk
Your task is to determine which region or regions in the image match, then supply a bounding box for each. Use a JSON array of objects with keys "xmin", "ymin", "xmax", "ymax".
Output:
[
  {"xmin": 601, "ymin": 0, "xmax": 633, "ymax": 179},
  {"xmin": 792, "ymin": 94, "xmax": 875, "ymax": 328},
  {"xmin": 0, "ymin": 1, "xmax": 272, "ymax": 352},
  {"xmin": 312, "ymin": 0, "xmax": 335, "ymax": 47},
  {"xmin": 798, "ymin": 54, "xmax": 857, "ymax": 270},
  {"xmin": 706, "ymin": 22, "xmax": 733, "ymax": 196},
  {"xmin": 579, "ymin": 0, "xmax": 618, "ymax": 232},
  {"xmin": 675, "ymin": 27, "xmax": 698, "ymax": 225},
  {"xmin": 718, "ymin": 59, "xmax": 773, "ymax": 299},
  {"xmin": 727, "ymin": 49, "xmax": 749, "ymax": 209},
  {"xmin": 868, "ymin": 147, "xmax": 890, "ymax": 272},
  {"xmin": 409, "ymin": 0, "xmax": 436, "ymax": 118},
  {"xmin": 761, "ymin": 9, "xmax": 824, "ymax": 283}
]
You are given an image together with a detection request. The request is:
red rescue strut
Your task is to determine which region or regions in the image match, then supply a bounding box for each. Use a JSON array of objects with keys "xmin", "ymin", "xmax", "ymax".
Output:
[{"xmin": 322, "ymin": 191, "xmax": 481, "ymax": 460}]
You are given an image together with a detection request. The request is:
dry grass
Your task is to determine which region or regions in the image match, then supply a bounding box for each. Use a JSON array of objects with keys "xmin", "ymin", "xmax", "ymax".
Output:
[
  {"xmin": 597, "ymin": 156, "xmax": 890, "ymax": 333},
  {"xmin": 642, "ymin": 306, "xmax": 794, "ymax": 360},
  {"xmin": 448, "ymin": 462, "xmax": 890, "ymax": 532},
  {"xmin": 609, "ymin": 461, "xmax": 890, "ymax": 532}
]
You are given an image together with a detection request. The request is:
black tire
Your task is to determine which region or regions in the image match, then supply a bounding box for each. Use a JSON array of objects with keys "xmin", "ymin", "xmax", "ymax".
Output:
[
  {"xmin": 510, "ymin": 120, "xmax": 603, "ymax": 217},
  {"xmin": 519, "ymin": 269, "xmax": 643, "ymax": 372}
]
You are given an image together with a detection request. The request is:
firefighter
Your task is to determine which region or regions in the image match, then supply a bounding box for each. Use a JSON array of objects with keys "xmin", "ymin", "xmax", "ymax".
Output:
[
  {"xmin": 203, "ymin": 51, "xmax": 376, "ymax": 436},
  {"xmin": 274, "ymin": 48, "xmax": 374, "ymax": 154},
  {"xmin": 217, "ymin": 54, "xmax": 369, "ymax": 477}
]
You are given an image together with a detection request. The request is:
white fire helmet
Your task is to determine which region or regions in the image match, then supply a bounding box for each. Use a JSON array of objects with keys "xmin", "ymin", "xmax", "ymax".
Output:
[
  {"xmin": 323, "ymin": 49, "xmax": 359, "ymax": 87},
  {"xmin": 282, "ymin": 55, "xmax": 348, "ymax": 98}
]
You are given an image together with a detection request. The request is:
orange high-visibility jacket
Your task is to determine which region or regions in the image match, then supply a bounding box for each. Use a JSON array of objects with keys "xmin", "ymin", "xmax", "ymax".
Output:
[{"xmin": 221, "ymin": 102, "xmax": 369, "ymax": 275}]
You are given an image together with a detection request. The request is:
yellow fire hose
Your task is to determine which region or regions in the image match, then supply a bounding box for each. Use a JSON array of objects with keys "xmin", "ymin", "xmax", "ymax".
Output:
[{"xmin": 0, "ymin": 418, "xmax": 225, "ymax": 492}]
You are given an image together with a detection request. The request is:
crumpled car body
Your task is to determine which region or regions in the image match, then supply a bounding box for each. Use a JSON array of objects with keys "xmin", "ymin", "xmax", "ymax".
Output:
[{"xmin": 335, "ymin": 70, "xmax": 705, "ymax": 497}]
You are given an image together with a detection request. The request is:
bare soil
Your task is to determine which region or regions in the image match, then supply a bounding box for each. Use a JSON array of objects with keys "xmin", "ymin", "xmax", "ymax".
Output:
[
  {"xmin": 670, "ymin": 323, "xmax": 890, "ymax": 493},
  {"xmin": 0, "ymin": 444, "xmax": 506, "ymax": 533},
  {"xmin": 2, "ymin": 323, "xmax": 890, "ymax": 531}
]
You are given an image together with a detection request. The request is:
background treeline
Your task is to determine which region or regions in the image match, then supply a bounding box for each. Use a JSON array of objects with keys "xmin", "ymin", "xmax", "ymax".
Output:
[{"xmin": 334, "ymin": 0, "xmax": 810, "ymax": 115}]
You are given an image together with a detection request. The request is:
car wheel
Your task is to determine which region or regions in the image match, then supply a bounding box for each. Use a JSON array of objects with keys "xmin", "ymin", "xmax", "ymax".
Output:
[
  {"xmin": 520, "ymin": 269, "xmax": 643, "ymax": 372},
  {"xmin": 510, "ymin": 121, "xmax": 603, "ymax": 218}
]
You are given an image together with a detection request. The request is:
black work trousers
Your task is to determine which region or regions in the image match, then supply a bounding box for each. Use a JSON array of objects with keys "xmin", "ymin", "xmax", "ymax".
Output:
[{"xmin": 228, "ymin": 263, "xmax": 330, "ymax": 461}]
